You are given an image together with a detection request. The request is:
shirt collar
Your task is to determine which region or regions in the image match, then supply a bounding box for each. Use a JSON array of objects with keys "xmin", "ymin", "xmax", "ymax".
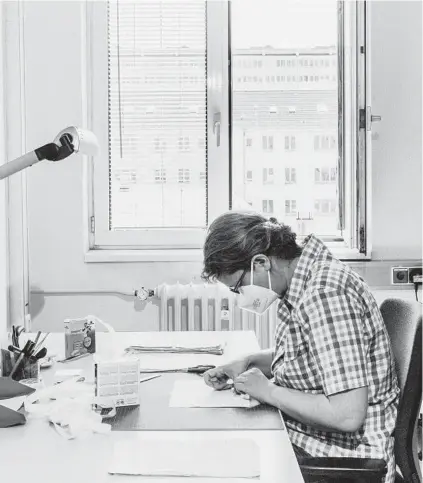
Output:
[{"xmin": 283, "ymin": 234, "xmax": 332, "ymax": 309}]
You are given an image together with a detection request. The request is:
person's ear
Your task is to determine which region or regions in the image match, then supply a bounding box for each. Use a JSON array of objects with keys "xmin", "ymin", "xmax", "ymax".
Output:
[{"xmin": 252, "ymin": 254, "xmax": 271, "ymax": 272}]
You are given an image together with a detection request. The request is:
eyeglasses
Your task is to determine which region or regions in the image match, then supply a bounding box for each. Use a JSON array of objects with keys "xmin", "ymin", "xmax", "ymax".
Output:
[{"xmin": 229, "ymin": 268, "xmax": 247, "ymax": 294}]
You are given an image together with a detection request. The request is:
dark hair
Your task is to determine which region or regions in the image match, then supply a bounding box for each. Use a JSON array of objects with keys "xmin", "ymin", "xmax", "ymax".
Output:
[{"xmin": 201, "ymin": 211, "xmax": 303, "ymax": 281}]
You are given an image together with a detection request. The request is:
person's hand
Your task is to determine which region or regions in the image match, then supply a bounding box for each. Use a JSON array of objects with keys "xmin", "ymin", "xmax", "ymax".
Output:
[
  {"xmin": 203, "ymin": 357, "xmax": 249, "ymax": 390},
  {"xmin": 233, "ymin": 367, "xmax": 272, "ymax": 403}
]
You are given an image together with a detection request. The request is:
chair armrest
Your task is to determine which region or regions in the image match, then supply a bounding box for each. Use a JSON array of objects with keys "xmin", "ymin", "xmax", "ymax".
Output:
[{"xmin": 298, "ymin": 456, "xmax": 387, "ymax": 479}]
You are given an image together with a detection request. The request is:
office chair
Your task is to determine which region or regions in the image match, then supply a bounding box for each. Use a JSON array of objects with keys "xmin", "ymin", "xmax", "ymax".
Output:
[{"xmin": 297, "ymin": 298, "xmax": 422, "ymax": 483}]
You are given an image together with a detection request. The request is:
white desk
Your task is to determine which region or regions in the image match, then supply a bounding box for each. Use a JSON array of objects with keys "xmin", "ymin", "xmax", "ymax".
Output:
[{"xmin": 0, "ymin": 330, "xmax": 304, "ymax": 483}]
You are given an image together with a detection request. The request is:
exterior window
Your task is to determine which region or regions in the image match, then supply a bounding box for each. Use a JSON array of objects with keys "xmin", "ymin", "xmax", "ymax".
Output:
[
  {"xmin": 285, "ymin": 200, "xmax": 297, "ymax": 216},
  {"xmin": 284, "ymin": 136, "xmax": 296, "ymax": 151},
  {"xmin": 262, "ymin": 200, "xmax": 274, "ymax": 214},
  {"xmin": 263, "ymin": 168, "xmax": 275, "ymax": 184},
  {"xmin": 285, "ymin": 168, "xmax": 296, "ymax": 184}
]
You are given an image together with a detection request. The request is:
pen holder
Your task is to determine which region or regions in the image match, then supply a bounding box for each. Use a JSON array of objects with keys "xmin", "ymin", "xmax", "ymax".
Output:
[{"xmin": 1, "ymin": 349, "xmax": 40, "ymax": 382}]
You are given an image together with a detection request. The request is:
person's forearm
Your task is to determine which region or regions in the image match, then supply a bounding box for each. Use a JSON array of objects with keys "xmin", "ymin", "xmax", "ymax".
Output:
[
  {"xmin": 245, "ymin": 349, "xmax": 274, "ymax": 378},
  {"xmin": 265, "ymin": 384, "xmax": 361, "ymax": 433}
]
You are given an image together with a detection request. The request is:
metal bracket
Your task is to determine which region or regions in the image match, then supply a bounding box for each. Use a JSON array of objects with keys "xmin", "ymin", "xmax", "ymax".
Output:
[{"xmin": 359, "ymin": 107, "xmax": 382, "ymax": 131}]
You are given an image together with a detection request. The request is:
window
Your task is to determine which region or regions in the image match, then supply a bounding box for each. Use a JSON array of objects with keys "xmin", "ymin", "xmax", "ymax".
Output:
[
  {"xmin": 178, "ymin": 169, "xmax": 191, "ymax": 184},
  {"xmin": 314, "ymin": 199, "xmax": 337, "ymax": 215},
  {"xmin": 315, "ymin": 167, "xmax": 337, "ymax": 184},
  {"xmin": 246, "ymin": 170, "xmax": 253, "ymax": 182},
  {"xmin": 314, "ymin": 134, "xmax": 336, "ymax": 150},
  {"xmin": 200, "ymin": 171, "xmax": 207, "ymax": 181},
  {"xmin": 262, "ymin": 200, "xmax": 274, "ymax": 214},
  {"xmin": 262, "ymin": 135, "xmax": 274, "ymax": 151},
  {"xmin": 285, "ymin": 168, "xmax": 296, "ymax": 184},
  {"xmin": 285, "ymin": 200, "xmax": 297, "ymax": 216},
  {"xmin": 284, "ymin": 136, "xmax": 296, "ymax": 151},
  {"xmin": 246, "ymin": 137, "xmax": 252, "ymax": 147},
  {"xmin": 263, "ymin": 168, "xmax": 275, "ymax": 184},
  {"xmin": 91, "ymin": 1, "xmax": 370, "ymax": 258}
]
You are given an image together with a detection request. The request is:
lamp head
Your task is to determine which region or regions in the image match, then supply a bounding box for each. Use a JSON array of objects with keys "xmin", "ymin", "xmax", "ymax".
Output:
[{"xmin": 53, "ymin": 126, "xmax": 99, "ymax": 158}]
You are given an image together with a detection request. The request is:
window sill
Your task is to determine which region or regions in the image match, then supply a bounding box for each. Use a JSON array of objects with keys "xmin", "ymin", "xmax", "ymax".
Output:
[
  {"xmin": 85, "ymin": 249, "xmax": 204, "ymax": 263},
  {"xmin": 84, "ymin": 245, "xmax": 370, "ymax": 263}
]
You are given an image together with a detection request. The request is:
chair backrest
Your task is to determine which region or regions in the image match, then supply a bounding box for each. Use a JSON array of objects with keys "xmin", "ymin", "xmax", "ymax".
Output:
[{"xmin": 380, "ymin": 298, "xmax": 422, "ymax": 483}]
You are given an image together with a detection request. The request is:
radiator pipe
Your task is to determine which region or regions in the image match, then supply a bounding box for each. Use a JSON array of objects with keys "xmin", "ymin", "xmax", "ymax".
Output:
[{"xmin": 30, "ymin": 288, "xmax": 156, "ymax": 301}]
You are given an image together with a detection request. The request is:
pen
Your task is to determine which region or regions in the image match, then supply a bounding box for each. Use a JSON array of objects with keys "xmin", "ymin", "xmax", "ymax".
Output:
[
  {"xmin": 140, "ymin": 374, "xmax": 161, "ymax": 383},
  {"xmin": 33, "ymin": 332, "xmax": 50, "ymax": 354},
  {"xmin": 57, "ymin": 353, "xmax": 91, "ymax": 363},
  {"xmin": 8, "ymin": 340, "xmax": 34, "ymax": 379}
]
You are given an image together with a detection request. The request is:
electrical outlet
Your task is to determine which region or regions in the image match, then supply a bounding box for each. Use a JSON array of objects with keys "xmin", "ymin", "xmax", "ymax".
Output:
[
  {"xmin": 391, "ymin": 267, "xmax": 423, "ymax": 285},
  {"xmin": 392, "ymin": 268, "xmax": 409, "ymax": 284}
]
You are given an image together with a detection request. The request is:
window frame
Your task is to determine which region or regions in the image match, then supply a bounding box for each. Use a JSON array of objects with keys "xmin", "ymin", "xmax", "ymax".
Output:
[
  {"xmin": 86, "ymin": 0, "xmax": 229, "ymax": 250},
  {"xmin": 85, "ymin": 0, "xmax": 372, "ymax": 262}
]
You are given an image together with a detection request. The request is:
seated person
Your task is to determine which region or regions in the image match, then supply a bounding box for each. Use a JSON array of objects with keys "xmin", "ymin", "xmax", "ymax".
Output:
[{"xmin": 202, "ymin": 211, "xmax": 399, "ymax": 483}]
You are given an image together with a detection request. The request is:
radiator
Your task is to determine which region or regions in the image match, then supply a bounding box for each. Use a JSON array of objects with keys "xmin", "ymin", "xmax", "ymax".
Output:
[{"xmin": 155, "ymin": 283, "xmax": 278, "ymax": 349}]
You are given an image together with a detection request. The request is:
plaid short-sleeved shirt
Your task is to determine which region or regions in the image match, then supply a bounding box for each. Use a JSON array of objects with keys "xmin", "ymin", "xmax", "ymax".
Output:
[{"xmin": 271, "ymin": 235, "xmax": 400, "ymax": 483}]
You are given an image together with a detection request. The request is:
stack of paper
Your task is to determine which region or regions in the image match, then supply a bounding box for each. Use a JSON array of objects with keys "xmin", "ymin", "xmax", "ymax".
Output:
[
  {"xmin": 169, "ymin": 380, "xmax": 261, "ymax": 409},
  {"xmin": 109, "ymin": 438, "xmax": 260, "ymax": 478}
]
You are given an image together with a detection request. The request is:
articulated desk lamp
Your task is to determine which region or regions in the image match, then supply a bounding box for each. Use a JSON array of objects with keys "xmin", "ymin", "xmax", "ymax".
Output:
[
  {"xmin": 0, "ymin": 127, "xmax": 99, "ymax": 427},
  {"xmin": 0, "ymin": 126, "xmax": 99, "ymax": 180}
]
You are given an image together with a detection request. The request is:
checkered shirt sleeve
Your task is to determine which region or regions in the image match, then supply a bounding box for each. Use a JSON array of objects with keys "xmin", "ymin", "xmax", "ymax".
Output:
[{"xmin": 299, "ymin": 288, "xmax": 369, "ymax": 396}]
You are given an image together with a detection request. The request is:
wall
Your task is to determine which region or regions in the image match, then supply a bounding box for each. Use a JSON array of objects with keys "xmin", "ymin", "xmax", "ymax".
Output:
[
  {"xmin": 370, "ymin": 1, "xmax": 422, "ymax": 259},
  {"xmin": 4, "ymin": 1, "xmax": 422, "ymax": 333},
  {"xmin": 0, "ymin": 4, "xmax": 8, "ymax": 345}
]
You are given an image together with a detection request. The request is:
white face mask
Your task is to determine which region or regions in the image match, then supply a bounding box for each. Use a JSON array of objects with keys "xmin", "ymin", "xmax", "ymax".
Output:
[{"xmin": 237, "ymin": 257, "xmax": 279, "ymax": 315}]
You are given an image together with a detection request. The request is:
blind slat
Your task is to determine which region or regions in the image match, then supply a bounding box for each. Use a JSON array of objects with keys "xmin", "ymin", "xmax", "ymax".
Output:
[{"xmin": 108, "ymin": 0, "xmax": 208, "ymax": 230}]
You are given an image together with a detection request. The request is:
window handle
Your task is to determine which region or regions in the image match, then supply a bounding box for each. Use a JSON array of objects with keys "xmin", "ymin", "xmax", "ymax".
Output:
[
  {"xmin": 360, "ymin": 107, "xmax": 382, "ymax": 131},
  {"xmin": 213, "ymin": 112, "xmax": 221, "ymax": 147}
]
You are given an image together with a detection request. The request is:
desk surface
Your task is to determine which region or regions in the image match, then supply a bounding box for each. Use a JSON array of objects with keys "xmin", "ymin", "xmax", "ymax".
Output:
[{"xmin": 0, "ymin": 330, "xmax": 304, "ymax": 483}]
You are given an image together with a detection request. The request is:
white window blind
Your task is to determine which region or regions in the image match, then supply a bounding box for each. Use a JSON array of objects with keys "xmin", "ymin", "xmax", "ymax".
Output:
[{"xmin": 108, "ymin": 0, "xmax": 207, "ymax": 230}]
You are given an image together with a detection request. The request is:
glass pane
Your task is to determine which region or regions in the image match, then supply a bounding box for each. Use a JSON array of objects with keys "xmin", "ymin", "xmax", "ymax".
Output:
[
  {"xmin": 108, "ymin": 0, "xmax": 207, "ymax": 229},
  {"xmin": 231, "ymin": 0, "xmax": 340, "ymax": 237}
]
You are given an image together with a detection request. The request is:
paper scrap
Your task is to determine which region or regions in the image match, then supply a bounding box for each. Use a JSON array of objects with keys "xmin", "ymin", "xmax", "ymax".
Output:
[
  {"xmin": 169, "ymin": 380, "xmax": 261, "ymax": 409},
  {"xmin": 109, "ymin": 438, "xmax": 260, "ymax": 478},
  {"xmin": 0, "ymin": 396, "xmax": 26, "ymax": 412}
]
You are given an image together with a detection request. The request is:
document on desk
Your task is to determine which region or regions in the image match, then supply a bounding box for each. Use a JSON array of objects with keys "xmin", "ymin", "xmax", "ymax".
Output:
[
  {"xmin": 109, "ymin": 438, "xmax": 260, "ymax": 478},
  {"xmin": 169, "ymin": 380, "xmax": 261, "ymax": 409}
]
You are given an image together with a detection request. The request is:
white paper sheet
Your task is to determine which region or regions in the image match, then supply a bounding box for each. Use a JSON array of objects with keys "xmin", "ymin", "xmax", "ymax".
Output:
[
  {"xmin": 169, "ymin": 380, "xmax": 261, "ymax": 409},
  {"xmin": 108, "ymin": 438, "xmax": 260, "ymax": 478},
  {"xmin": 0, "ymin": 396, "xmax": 26, "ymax": 412}
]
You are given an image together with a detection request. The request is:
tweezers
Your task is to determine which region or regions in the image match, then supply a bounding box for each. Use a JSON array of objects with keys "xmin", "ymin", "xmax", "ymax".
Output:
[{"xmin": 139, "ymin": 364, "xmax": 216, "ymax": 375}]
